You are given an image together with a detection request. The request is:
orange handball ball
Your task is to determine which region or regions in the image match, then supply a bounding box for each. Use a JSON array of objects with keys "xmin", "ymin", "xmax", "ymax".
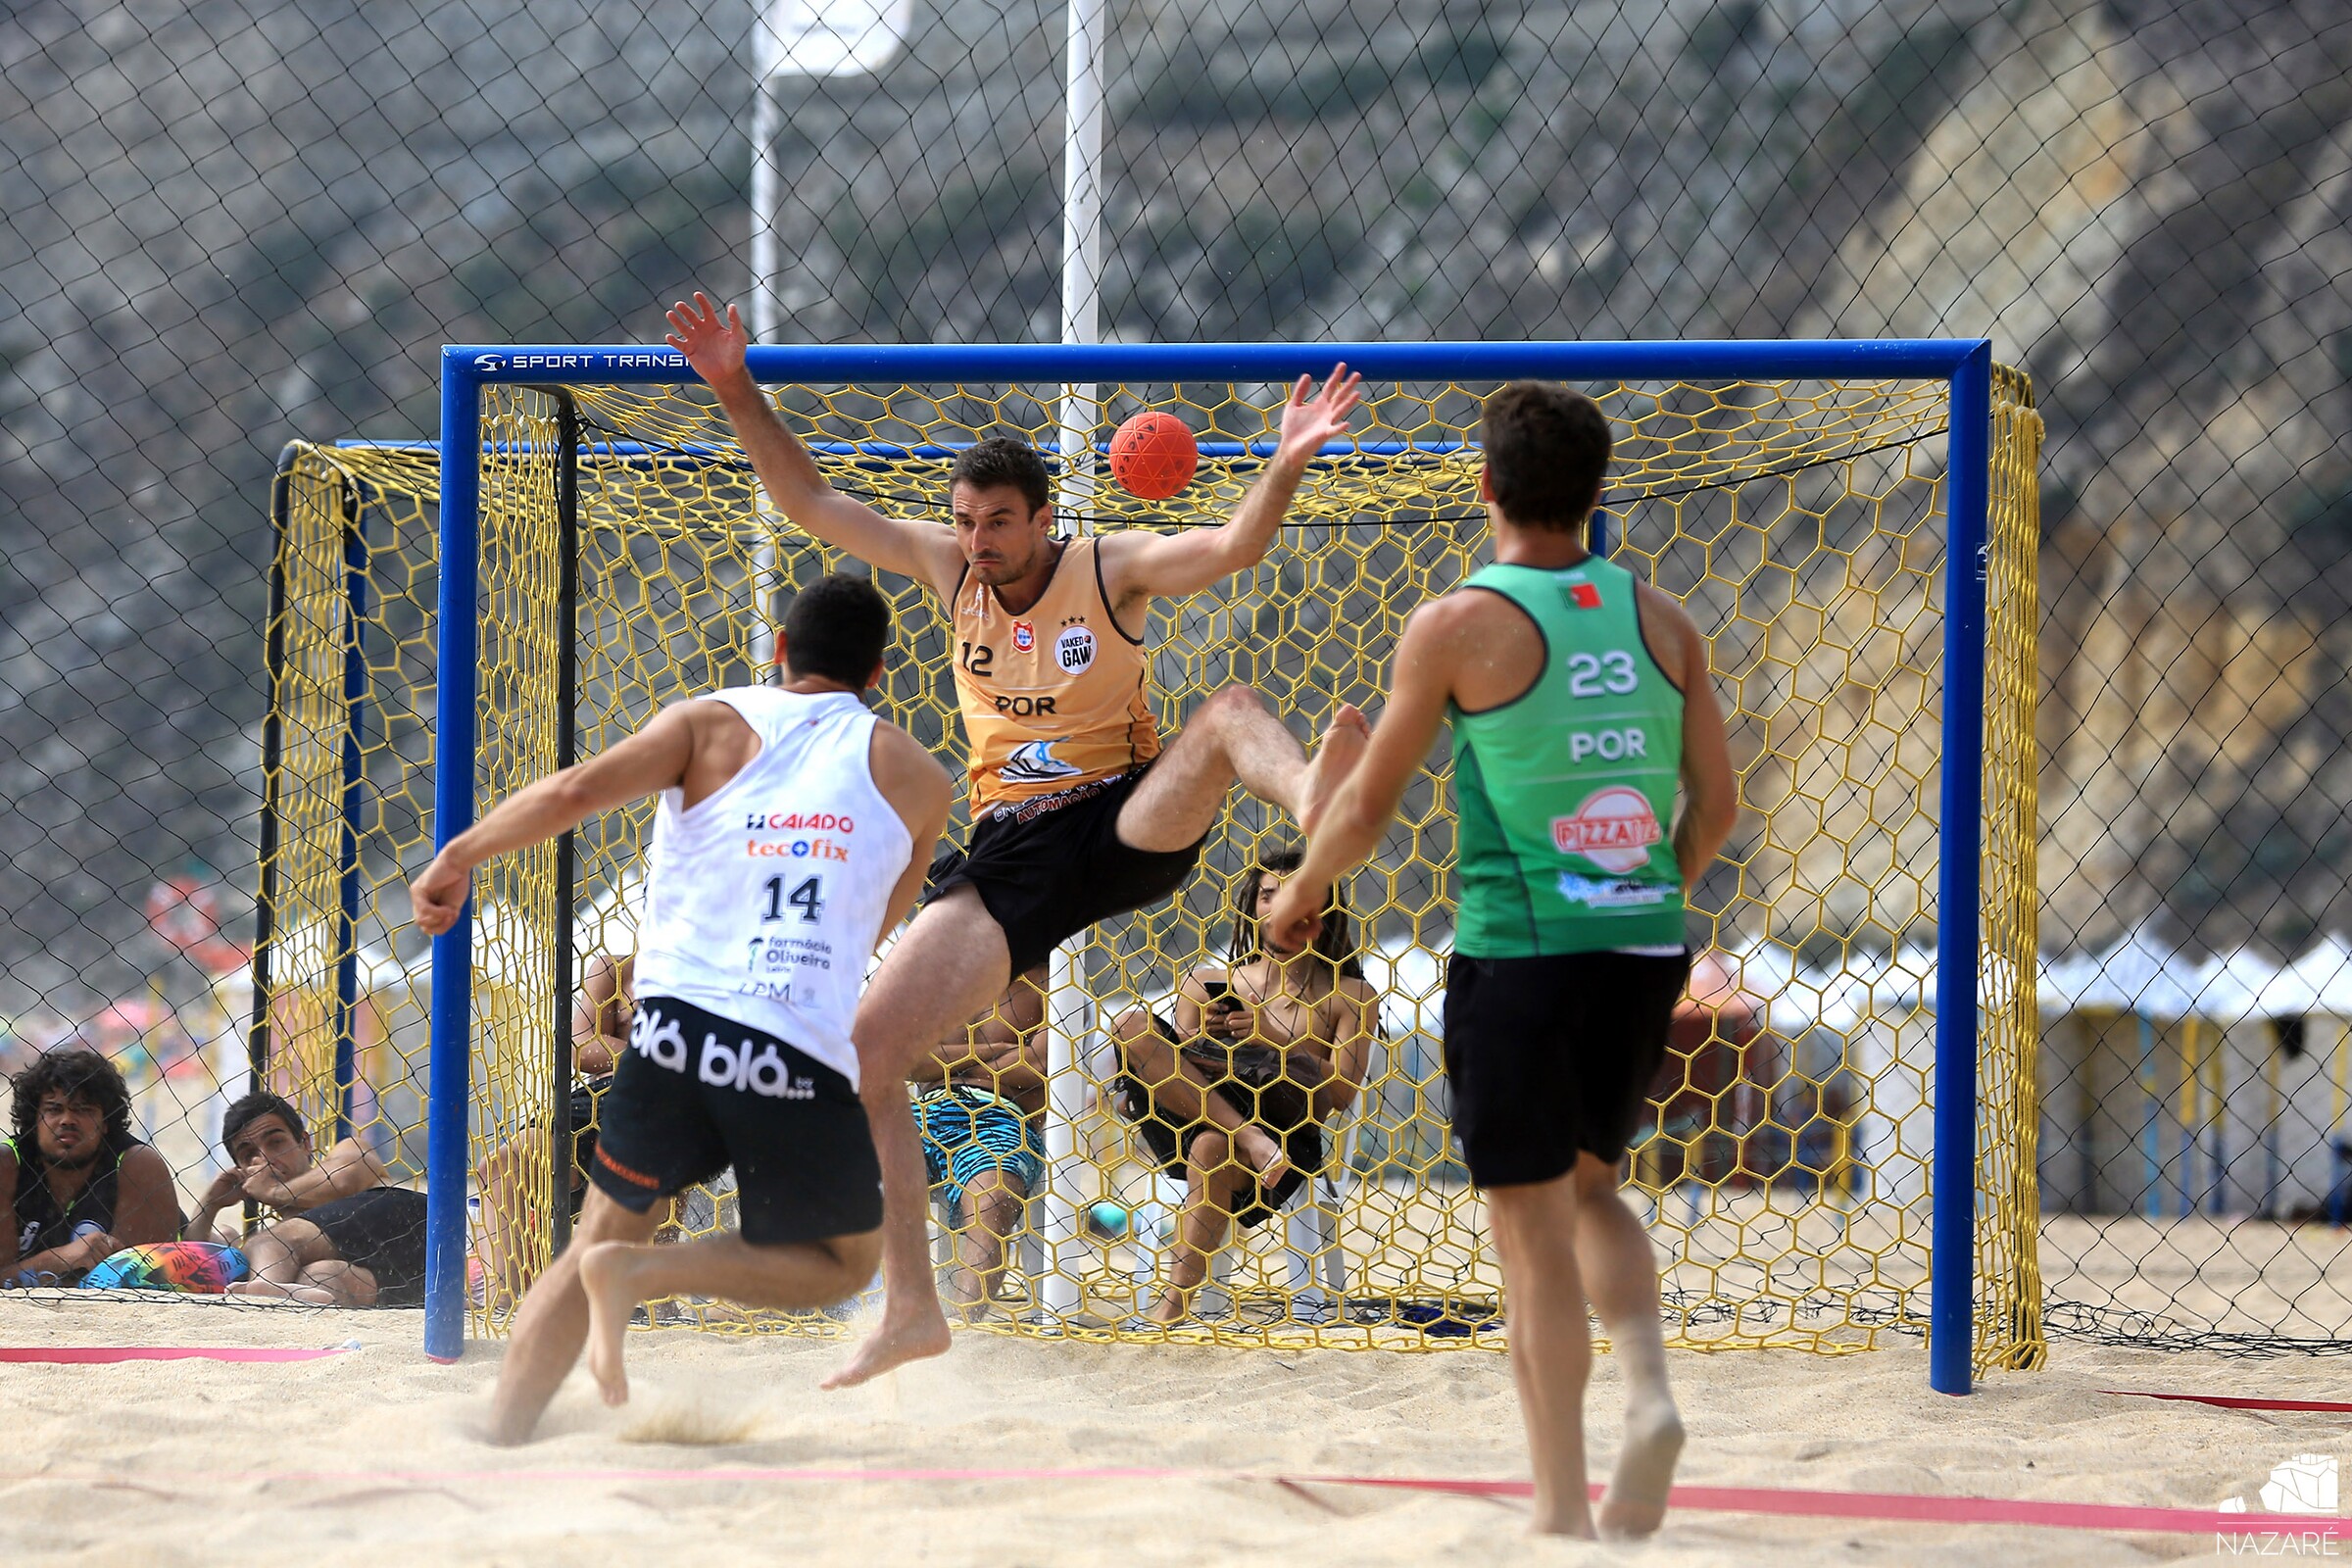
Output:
[{"xmin": 1107, "ymin": 411, "xmax": 1199, "ymax": 501}]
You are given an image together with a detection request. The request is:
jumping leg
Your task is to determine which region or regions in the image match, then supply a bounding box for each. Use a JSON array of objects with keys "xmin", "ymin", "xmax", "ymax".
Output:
[
  {"xmin": 823, "ymin": 886, "xmax": 1012, "ymax": 1390},
  {"xmin": 579, "ymin": 1227, "xmax": 881, "ymax": 1408},
  {"xmin": 1114, "ymin": 685, "xmax": 1369, "ymax": 854},
  {"xmin": 487, "ymin": 1189, "xmax": 662, "ymax": 1445}
]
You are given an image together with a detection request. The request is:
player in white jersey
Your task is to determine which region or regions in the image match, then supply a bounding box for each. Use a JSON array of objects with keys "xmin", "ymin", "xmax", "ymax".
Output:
[{"xmin": 409, "ymin": 574, "xmax": 952, "ymax": 1446}]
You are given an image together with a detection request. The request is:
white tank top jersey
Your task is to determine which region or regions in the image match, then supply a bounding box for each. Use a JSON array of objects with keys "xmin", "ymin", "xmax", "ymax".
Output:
[{"xmin": 630, "ymin": 686, "xmax": 913, "ymax": 1088}]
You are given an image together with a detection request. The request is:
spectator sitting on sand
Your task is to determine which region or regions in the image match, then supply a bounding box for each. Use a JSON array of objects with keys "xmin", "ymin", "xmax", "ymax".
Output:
[
  {"xmin": 2, "ymin": 1047, "xmax": 183, "ymax": 1286},
  {"xmin": 910, "ymin": 965, "xmax": 1050, "ymax": 1316},
  {"xmin": 193, "ymin": 1090, "xmax": 428, "ymax": 1307}
]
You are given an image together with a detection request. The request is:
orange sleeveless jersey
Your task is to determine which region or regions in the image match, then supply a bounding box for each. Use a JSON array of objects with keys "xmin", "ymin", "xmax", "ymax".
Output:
[{"xmin": 947, "ymin": 536, "xmax": 1160, "ymax": 809}]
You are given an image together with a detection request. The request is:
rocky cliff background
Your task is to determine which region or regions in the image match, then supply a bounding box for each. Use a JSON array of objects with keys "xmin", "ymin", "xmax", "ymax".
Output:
[{"xmin": 2, "ymin": 0, "xmax": 2348, "ymax": 1018}]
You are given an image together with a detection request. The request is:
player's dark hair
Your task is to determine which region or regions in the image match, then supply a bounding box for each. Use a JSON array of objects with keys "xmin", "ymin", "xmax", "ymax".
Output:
[
  {"xmin": 10, "ymin": 1048, "xmax": 133, "ymax": 1153},
  {"xmin": 949, "ymin": 436, "xmax": 1053, "ymax": 517},
  {"xmin": 220, "ymin": 1090, "xmax": 309, "ymax": 1155},
  {"xmin": 1482, "ymin": 381, "xmax": 1611, "ymax": 532},
  {"xmin": 1228, "ymin": 846, "xmax": 1364, "ymax": 981},
  {"xmin": 776, "ymin": 571, "xmax": 891, "ymax": 687}
]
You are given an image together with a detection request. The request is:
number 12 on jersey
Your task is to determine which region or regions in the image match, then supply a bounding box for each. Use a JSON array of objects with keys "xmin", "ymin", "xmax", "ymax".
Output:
[{"xmin": 761, "ymin": 874, "xmax": 825, "ymax": 923}]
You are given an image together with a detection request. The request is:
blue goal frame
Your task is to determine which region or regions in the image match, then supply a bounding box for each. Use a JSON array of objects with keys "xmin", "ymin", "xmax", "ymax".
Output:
[{"xmin": 425, "ymin": 338, "xmax": 1997, "ymax": 1393}]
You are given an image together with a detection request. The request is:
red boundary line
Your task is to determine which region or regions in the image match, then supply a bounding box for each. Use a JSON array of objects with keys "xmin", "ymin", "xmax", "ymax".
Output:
[
  {"xmin": 1317, "ymin": 1474, "xmax": 2340, "ymax": 1537},
  {"xmin": 2103, "ymin": 1387, "xmax": 2352, "ymax": 1415},
  {"xmin": 0, "ymin": 1460, "xmax": 2333, "ymax": 1536},
  {"xmin": 0, "ymin": 1347, "xmax": 352, "ymax": 1364}
]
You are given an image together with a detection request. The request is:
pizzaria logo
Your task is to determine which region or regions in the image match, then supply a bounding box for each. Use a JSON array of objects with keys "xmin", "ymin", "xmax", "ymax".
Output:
[{"xmin": 1549, "ymin": 786, "xmax": 1664, "ymax": 873}]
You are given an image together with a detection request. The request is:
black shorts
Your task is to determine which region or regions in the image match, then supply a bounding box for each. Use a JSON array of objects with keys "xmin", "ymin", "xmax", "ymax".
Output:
[
  {"xmin": 588, "ymin": 995, "xmax": 881, "ymax": 1247},
  {"xmin": 1115, "ymin": 1014, "xmax": 1322, "ymax": 1229},
  {"xmin": 1443, "ymin": 951, "xmax": 1690, "ymax": 1188},
  {"xmin": 926, "ymin": 766, "xmax": 1204, "ymax": 976},
  {"xmin": 308, "ymin": 1187, "xmax": 430, "ymax": 1306}
]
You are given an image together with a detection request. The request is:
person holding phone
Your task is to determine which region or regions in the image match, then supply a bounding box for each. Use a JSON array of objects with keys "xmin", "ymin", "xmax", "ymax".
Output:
[{"xmin": 1105, "ymin": 847, "xmax": 1378, "ymax": 1325}]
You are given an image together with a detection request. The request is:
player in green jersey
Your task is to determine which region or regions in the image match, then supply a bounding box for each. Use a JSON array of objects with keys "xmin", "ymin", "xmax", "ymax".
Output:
[{"xmin": 1268, "ymin": 382, "xmax": 1739, "ymax": 1541}]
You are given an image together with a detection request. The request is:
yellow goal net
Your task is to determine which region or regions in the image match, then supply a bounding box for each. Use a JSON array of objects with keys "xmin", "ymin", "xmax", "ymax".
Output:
[{"xmin": 259, "ymin": 348, "xmax": 2041, "ymax": 1375}]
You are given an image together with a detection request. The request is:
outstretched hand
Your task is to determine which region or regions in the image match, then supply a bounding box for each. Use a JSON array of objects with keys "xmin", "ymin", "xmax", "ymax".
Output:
[
  {"xmin": 1273, "ymin": 364, "xmax": 1364, "ymax": 468},
  {"xmin": 664, "ymin": 292, "xmax": 751, "ymax": 388}
]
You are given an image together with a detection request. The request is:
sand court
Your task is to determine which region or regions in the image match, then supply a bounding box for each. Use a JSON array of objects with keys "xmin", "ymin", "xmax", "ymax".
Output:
[{"xmin": 1, "ymin": 1297, "xmax": 2342, "ymax": 1565}]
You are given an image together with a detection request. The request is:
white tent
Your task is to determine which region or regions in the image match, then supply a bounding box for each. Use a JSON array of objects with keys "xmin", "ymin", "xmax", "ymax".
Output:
[
  {"xmin": 2066, "ymin": 924, "xmax": 2207, "ymax": 1019},
  {"xmin": 2252, "ymin": 935, "xmax": 2352, "ymax": 1018},
  {"xmin": 2182, "ymin": 948, "xmax": 2280, "ymax": 1025}
]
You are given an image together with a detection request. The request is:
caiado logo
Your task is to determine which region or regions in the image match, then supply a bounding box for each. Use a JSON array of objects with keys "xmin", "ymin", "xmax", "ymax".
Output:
[{"xmin": 746, "ymin": 810, "xmax": 854, "ymax": 833}]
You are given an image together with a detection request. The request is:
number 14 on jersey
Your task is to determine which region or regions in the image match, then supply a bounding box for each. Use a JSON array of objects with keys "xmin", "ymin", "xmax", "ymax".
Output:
[{"xmin": 761, "ymin": 874, "xmax": 824, "ymax": 923}]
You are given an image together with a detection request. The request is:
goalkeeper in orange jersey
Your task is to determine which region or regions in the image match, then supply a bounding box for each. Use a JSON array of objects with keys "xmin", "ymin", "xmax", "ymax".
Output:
[
  {"xmin": 663, "ymin": 292, "xmax": 1371, "ymax": 1389},
  {"xmin": 1266, "ymin": 382, "xmax": 1739, "ymax": 1540}
]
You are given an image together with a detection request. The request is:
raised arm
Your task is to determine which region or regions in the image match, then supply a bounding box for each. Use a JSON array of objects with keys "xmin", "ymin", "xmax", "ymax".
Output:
[
  {"xmin": 664, "ymin": 293, "xmax": 965, "ymax": 594},
  {"xmin": 1095, "ymin": 365, "xmax": 1362, "ymax": 609},
  {"xmin": 1265, "ymin": 599, "xmax": 1463, "ymax": 952},
  {"xmin": 411, "ymin": 701, "xmax": 708, "ymax": 938}
]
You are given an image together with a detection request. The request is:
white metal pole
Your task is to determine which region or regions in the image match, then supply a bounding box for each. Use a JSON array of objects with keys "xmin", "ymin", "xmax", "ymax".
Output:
[
  {"xmin": 1041, "ymin": 0, "xmax": 1110, "ymax": 1321},
  {"xmin": 749, "ymin": 74, "xmax": 782, "ymax": 342},
  {"xmin": 748, "ymin": 19, "xmax": 785, "ymax": 671},
  {"xmin": 1053, "ymin": 0, "xmax": 1106, "ymax": 517}
]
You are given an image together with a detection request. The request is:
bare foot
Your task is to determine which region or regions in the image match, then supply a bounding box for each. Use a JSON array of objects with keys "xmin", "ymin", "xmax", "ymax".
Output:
[
  {"xmin": 1597, "ymin": 1395, "xmax": 1685, "ymax": 1541},
  {"xmin": 1234, "ymin": 1124, "xmax": 1292, "ymax": 1192},
  {"xmin": 227, "ymin": 1278, "xmax": 337, "ymax": 1304},
  {"xmin": 820, "ymin": 1306, "xmax": 953, "ymax": 1391},
  {"xmin": 1298, "ymin": 704, "xmax": 1371, "ymax": 832},
  {"xmin": 576, "ymin": 1241, "xmax": 643, "ymax": 1408},
  {"xmin": 1143, "ymin": 1287, "xmax": 1190, "ymax": 1326}
]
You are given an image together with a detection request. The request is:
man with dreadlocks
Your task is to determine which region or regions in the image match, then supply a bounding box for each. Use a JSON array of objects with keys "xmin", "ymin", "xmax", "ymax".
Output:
[
  {"xmin": 2, "ymin": 1048, "xmax": 183, "ymax": 1286},
  {"xmin": 1105, "ymin": 847, "xmax": 1378, "ymax": 1325}
]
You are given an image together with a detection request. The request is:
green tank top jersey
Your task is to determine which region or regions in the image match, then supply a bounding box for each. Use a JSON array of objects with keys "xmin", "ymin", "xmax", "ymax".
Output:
[{"xmin": 1449, "ymin": 556, "xmax": 1688, "ymax": 957}]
